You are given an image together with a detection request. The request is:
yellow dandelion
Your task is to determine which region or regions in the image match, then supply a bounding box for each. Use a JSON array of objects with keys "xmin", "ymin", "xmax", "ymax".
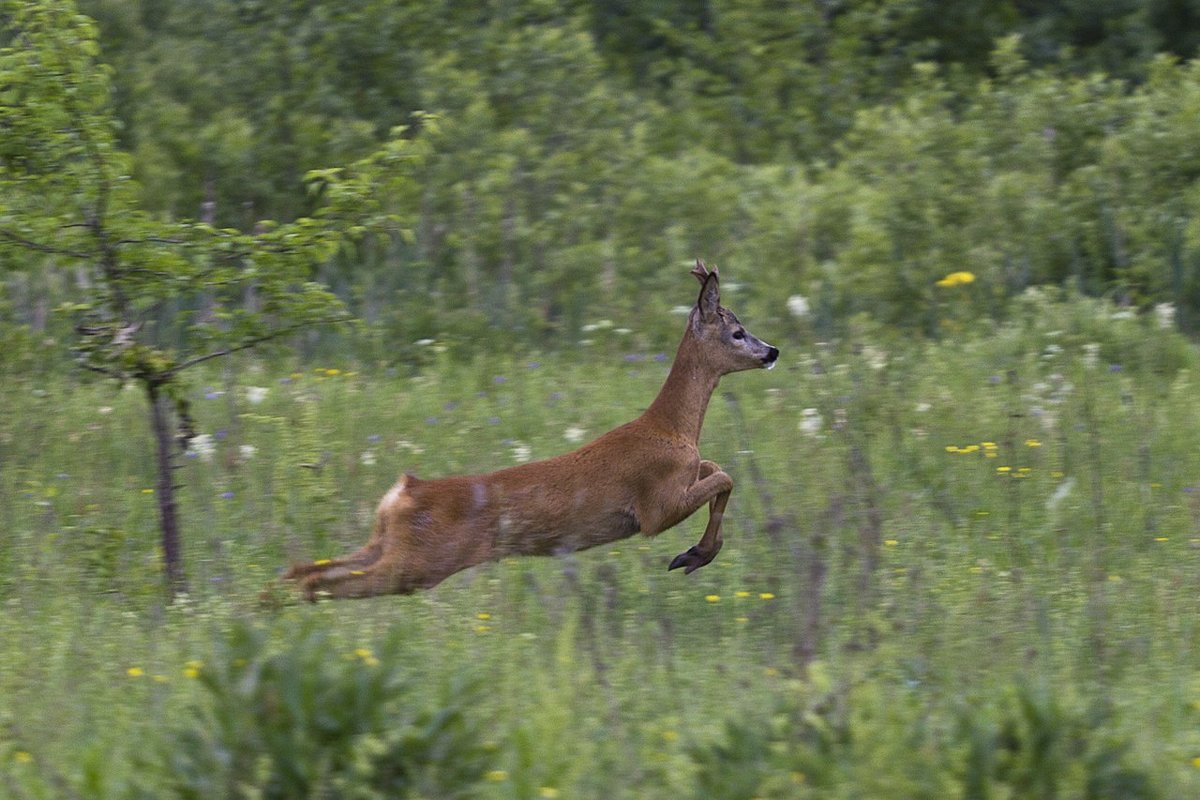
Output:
[
  {"xmin": 1018, "ymin": 467, "xmax": 1032, "ymax": 473},
  {"xmin": 661, "ymin": 730, "xmax": 679, "ymax": 743},
  {"xmin": 141, "ymin": 488, "xmax": 154, "ymax": 495},
  {"xmin": 14, "ymin": 751, "xmax": 33, "ymax": 764},
  {"xmin": 325, "ymin": 368, "xmax": 341, "ymax": 376},
  {"xmin": 936, "ymin": 270, "xmax": 976, "ymax": 288},
  {"xmin": 884, "ymin": 539, "xmax": 899, "ymax": 547},
  {"xmin": 705, "ymin": 594, "xmax": 721, "ymax": 603},
  {"xmin": 982, "ymin": 441, "xmax": 997, "ymax": 449},
  {"xmin": 759, "ymin": 592, "xmax": 776, "ymax": 600},
  {"xmin": 126, "ymin": 667, "xmax": 145, "ymax": 678},
  {"xmin": 485, "ymin": 770, "xmax": 509, "ymax": 782},
  {"xmin": 735, "ymin": 590, "xmax": 751, "ymax": 598},
  {"xmin": 1192, "ymin": 756, "xmax": 1200, "ymax": 769},
  {"xmin": 960, "ymin": 444, "xmax": 980, "ymax": 454},
  {"xmin": 354, "ymin": 647, "xmax": 374, "ymax": 660},
  {"xmin": 540, "ymin": 788, "xmax": 561, "ymax": 799},
  {"xmin": 996, "ymin": 466, "xmax": 1011, "ymax": 473},
  {"xmin": 183, "ymin": 660, "xmax": 203, "ymax": 679},
  {"xmin": 945, "ymin": 445, "xmax": 960, "ymax": 453},
  {"xmin": 476, "ymin": 612, "xmax": 492, "ymax": 620},
  {"xmin": 1154, "ymin": 537, "xmax": 1169, "ymax": 542},
  {"xmin": 1024, "ymin": 438, "xmax": 1042, "ymax": 448},
  {"xmin": 475, "ymin": 624, "xmax": 491, "ymax": 634},
  {"xmin": 736, "ymin": 616, "xmax": 750, "ymax": 624}
]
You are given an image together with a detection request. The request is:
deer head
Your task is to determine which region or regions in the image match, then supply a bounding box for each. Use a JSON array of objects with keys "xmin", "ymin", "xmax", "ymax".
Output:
[{"xmin": 689, "ymin": 259, "xmax": 779, "ymax": 373}]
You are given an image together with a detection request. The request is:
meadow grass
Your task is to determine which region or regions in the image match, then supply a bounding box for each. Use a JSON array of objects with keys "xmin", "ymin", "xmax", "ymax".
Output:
[{"xmin": 1, "ymin": 299, "xmax": 1199, "ymax": 797}]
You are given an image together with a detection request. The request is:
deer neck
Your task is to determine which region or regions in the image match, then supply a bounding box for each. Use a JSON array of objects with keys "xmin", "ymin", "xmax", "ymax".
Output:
[{"xmin": 641, "ymin": 331, "xmax": 721, "ymax": 443}]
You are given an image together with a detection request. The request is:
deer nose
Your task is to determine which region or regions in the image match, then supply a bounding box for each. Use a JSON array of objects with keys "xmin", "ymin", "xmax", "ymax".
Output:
[{"xmin": 763, "ymin": 346, "xmax": 780, "ymax": 367}]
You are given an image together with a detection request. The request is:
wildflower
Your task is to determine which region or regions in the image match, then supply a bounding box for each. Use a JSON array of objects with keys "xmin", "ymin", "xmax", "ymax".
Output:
[
  {"xmin": 786, "ymin": 294, "xmax": 810, "ymax": 318},
  {"xmin": 98, "ymin": 405, "xmax": 113, "ymax": 415},
  {"xmin": 204, "ymin": 389, "xmax": 224, "ymax": 400},
  {"xmin": 735, "ymin": 591, "xmax": 751, "ymax": 598},
  {"xmin": 705, "ymin": 594, "xmax": 721, "ymax": 603},
  {"xmin": 190, "ymin": 433, "xmax": 216, "ymax": 463},
  {"xmin": 244, "ymin": 386, "xmax": 268, "ymax": 405},
  {"xmin": 564, "ymin": 425, "xmax": 586, "ymax": 443},
  {"xmin": 141, "ymin": 488, "xmax": 154, "ymax": 495},
  {"xmin": 360, "ymin": 450, "xmax": 377, "ymax": 466},
  {"xmin": 493, "ymin": 375, "xmax": 507, "ymax": 384},
  {"xmin": 511, "ymin": 442, "xmax": 532, "ymax": 463},
  {"xmin": 485, "ymin": 770, "xmax": 509, "ymax": 782},
  {"xmin": 475, "ymin": 625, "xmax": 491, "ymax": 634},
  {"xmin": 935, "ymin": 271, "xmax": 976, "ymax": 288},
  {"xmin": 759, "ymin": 592, "xmax": 776, "ymax": 600},
  {"xmin": 13, "ymin": 751, "xmax": 33, "ymax": 764},
  {"xmin": 1156, "ymin": 302, "xmax": 1176, "ymax": 330},
  {"xmin": 661, "ymin": 730, "xmax": 679, "ymax": 743},
  {"xmin": 127, "ymin": 667, "xmax": 145, "ymax": 678},
  {"xmin": 325, "ymin": 368, "xmax": 341, "ymax": 376},
  {"xmin": 183, "ymin": 660, "xmax": 202, "ymax": 679},
  {"xmin": 239, "ymin": 444, "xmax": 257, "ymax": 462},
  {"xmin": 885, "ymin": 539, "xmax": 899, "ymax": 547},
  {"xmin": 996, "ymin": 466, "xmax": 1011, "ymax": 473},
  {"xmin": 540, "ymin": 788, "xmax": 561, "ymax": 799},
  {"xmin": 1155, "ymin": 537, "xmax": 1169, "ymax": 543},
  {"xmin": 799, "ymin": 408, "xmax": 822, "ymax": 437},
  {"xmin": 945, "ymin": 445, "xmax": 959, "ymax": 453},
  {"xmin": 476, "ymin": 612, "xmax": 492, "ymax": 620}
]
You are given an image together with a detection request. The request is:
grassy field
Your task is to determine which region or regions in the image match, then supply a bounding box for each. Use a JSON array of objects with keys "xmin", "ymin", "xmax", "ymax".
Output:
[{"xmin": 2, "ymin": 294, "xmax": 1199, "ymax": 798}]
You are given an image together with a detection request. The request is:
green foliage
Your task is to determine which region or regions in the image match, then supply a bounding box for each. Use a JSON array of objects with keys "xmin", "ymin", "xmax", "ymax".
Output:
[{"xmin": 146, "ymin": 620, "xmax": 494, "ymax": 800}]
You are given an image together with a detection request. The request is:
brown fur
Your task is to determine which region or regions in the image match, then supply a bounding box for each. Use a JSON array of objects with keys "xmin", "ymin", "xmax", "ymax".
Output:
[{"xmin": 284, "ymin": 261, "xmax": 778, "ymax": 600}]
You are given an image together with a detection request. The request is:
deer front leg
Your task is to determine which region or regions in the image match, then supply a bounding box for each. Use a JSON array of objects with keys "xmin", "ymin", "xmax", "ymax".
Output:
[{"xmin": 667, "ymin": 459, "xmax": 733, "ymax": 575}]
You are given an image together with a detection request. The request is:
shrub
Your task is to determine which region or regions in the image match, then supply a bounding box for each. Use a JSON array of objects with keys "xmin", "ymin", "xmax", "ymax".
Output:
[{"xmin": 144, "ymin": 620, "xmax": 494, "ymax": 799}]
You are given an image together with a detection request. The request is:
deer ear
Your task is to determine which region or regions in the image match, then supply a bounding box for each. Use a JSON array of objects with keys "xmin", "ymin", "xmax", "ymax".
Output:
[
  {"xmin": 696, "ymin": 269, "xmax": 721, "ymax": 323},
  {"xmin": 691, "ymin": 258, "xmax": 711, "ymax": 285}
]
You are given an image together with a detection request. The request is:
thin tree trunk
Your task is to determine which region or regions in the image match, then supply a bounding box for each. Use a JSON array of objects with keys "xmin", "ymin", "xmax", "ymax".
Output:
[{"xmin": 148, "ymin": 385, "xmax": 186, "ymax": 597}]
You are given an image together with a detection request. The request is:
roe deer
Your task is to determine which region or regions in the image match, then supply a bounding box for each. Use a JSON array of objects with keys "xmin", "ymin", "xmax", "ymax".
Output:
[{"xmin": 284, "ymin": 260, "xmax": 778, "ymax": 600}]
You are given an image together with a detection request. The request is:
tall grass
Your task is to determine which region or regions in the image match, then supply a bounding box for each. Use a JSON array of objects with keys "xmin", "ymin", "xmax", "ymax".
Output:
[{"xmin": 1, "ymin": 293, "xmax": 1198, "ymax": 797}]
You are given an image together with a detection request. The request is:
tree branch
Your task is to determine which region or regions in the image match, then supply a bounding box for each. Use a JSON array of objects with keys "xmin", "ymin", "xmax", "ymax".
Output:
[
  {"xmin": 164, "ymin": 314, "xmax": 354, "ymax": 378},
  {"xmin": 0, "ymin": 227, "xmax": 92, "ymax": 260}
]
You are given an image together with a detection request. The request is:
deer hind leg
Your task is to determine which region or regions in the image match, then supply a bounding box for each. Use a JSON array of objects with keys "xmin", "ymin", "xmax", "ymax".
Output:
[
  {"xmin": 295, "ymin": 551, "xmax": 418, "ymax": 600},
  {"xmin": 283, "ymin": 541, "xmax": 383, "ymax": 582},
  {"xmin": 668, "ymin": 459, "xmax": 733, "ymax": 575}
]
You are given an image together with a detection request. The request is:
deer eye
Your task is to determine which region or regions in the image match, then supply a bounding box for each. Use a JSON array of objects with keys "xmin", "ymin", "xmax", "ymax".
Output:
[{"xmin": 732, "ymin": 330, "xmax": 745, "ymax": 340}]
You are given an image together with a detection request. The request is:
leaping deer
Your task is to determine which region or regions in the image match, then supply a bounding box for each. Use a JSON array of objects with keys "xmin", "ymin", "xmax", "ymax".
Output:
[{"xmin": 284, "ymin": 260, "xmax": 778, "ymax": 600}]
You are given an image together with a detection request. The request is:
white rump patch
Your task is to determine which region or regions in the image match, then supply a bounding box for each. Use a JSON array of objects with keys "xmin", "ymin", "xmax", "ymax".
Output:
[{"xmin": 378, "ymin": 475, "xmax": 409, "ymax": 513}]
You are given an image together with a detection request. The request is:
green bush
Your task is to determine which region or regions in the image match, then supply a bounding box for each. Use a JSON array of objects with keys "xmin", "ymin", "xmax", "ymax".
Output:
[{"xmin": 144, "ymin": 620, "xmax": 494, "ymax": 800}]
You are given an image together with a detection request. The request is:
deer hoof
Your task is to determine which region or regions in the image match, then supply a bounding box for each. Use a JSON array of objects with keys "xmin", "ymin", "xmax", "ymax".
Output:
[{"xmin": 668, "ymin": 546, "xmax": 711, "ymax": 575}]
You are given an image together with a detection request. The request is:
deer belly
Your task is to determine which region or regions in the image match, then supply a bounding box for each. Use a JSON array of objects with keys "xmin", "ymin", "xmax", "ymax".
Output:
[{"xmin": 493, "ymin": 507, "xmax": 639, "ymax": 557}]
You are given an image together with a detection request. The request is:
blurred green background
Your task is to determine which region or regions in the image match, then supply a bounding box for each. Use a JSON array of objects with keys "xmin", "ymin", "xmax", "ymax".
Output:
[{"xmin": 3, "ymin": 1, "xmax": 1200, "ymax": 797}]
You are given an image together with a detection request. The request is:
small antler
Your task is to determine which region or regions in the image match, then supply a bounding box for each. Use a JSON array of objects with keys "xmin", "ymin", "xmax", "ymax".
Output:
[{"xmin": 691, "ymin": 259, "xmax": 719, "ymax": 285}]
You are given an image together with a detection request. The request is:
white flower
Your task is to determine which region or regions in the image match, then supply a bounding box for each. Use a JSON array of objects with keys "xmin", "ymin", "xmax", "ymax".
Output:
[
  {"xmin": 563, "ymin": 425, "xmax": 587, "ymax": 444},
  {"xmin": 191, "ymin": 434, "xmax": 216, "ymax": 463},
  {"xmin": 1155, "ymin": 302, "xmax": 1176, "ymax": 331},
  {"xmin": 786, "ymin": 294, "xmax": 810, "ymax": 318},
  {"xmin": 511, "ymin": 442, "xmax": 532, "ymax": 463},
  {"xmin": 1082, "ymin": 343, "xmax": 1101, "ymax": 369},
  {"xmin": 238, "ymin": 444, "xmax": 257, "ymax": 462},
  {"xmin": 244, "ymin": 386, "xmax": 269, "ymax": 405},
  {"xmin": 415, "ymin": 338, "xmax": 435, "ymax": 346},
  {"xmin": 360, "ymin": 450, "xmax": 377, "ymax": 466},
  {"xmin": 799, "ymin": 408, "xmax": 822, "ymax": 437},
  {"xmin": 914, "ymin": 402, "xmax": 932, "ymax": 413}
]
